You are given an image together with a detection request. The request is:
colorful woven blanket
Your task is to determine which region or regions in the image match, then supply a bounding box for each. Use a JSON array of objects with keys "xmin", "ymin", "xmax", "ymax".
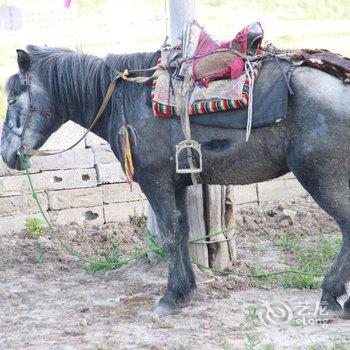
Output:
[{"xmin": 151, "ymin": 62, "xmax": 262, "ymax": 118}]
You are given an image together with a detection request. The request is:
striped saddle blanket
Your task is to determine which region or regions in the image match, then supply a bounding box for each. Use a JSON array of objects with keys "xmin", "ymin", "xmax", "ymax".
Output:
[
  {"xmin": 151, "ymin": 21, "xmax": 264, "ymax": 118},
  {"xmin": 151, "ymin": 62, "xmax": 262, "ymax": 118}
]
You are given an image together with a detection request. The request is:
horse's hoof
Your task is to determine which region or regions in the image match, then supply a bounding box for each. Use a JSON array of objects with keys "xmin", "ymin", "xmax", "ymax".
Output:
[
  {"xmin": 320, "ymin": 308, "xmax": 341, "ymax": 320},
  {"xmin": 154, "ymin": 303, "xmax": 179, "ymax": 317},
  {"xmin": 340, "ymin": 309, "xmax": 350, "ymax": 319}
]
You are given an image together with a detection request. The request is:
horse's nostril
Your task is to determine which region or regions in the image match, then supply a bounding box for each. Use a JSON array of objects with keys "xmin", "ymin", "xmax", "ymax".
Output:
[{"xmin": 7, "ymin": 121, "xmax": 14, "ymax": 129}]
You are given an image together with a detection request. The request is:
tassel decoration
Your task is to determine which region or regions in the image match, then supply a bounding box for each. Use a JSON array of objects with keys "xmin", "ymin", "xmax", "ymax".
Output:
[{"xmin": 119, "ymin": 126, "xmax": 134, "ymax": 189}]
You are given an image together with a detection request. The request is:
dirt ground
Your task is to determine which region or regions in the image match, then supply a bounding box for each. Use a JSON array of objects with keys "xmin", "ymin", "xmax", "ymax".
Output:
[{"xmin": 1, "ymin": 196, "xmax": 349, "ymax": 350}]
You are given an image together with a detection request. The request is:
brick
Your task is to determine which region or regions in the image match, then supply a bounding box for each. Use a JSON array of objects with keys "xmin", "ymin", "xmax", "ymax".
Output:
[
  {"xmin": 85, "ymin": 132, "xmax": 108, "ymax": 147},
  {"xmin": 233, "ymin": 184, "xmax": 258, "ymax": 205},
  {"xmin": 102, "ymin": 183, "xmax": 146, "ymax": 204},
  {"xmin": 0, "ymin": 213, "xmax": 48, "ymax": 234},
  {"xmin": 41, "ymin": 121, "xmax": 86, "ymax": 150},
  {"xmin": 0, "ymin": 193, "xmax": 48, "ymax": 217},
  {"xmin": 48, "ymin": 187, "xmax": 103, "ymax": 210},
  {"xmin": 104, "ymin": 201, "xmax": 147, "ymax": 223},
  {"xmin": 31, "ymin": 149, "xmax": 94, "ymax": 171},
  {"xmin": 0, "ymin": 168, "xmax": 97, "ymax": 197},
  {"xmin": 50, "ymin": 206, "xmax": 104, "ymax": 227},
  {"xmin": 92, "ymin": 145, "xmax": 117, "ymax": 164},
  {"xmin": 43, "ymin": 168, "xmax": 97, "ymax": 191},
  {"xmin": 95, "ymin": 162, "xmax": 126, "ymax": 184},
  {"xmin": 0, "ymin": 173, "xmax": 45, "ymax": 197},
  {"xmin": 258, "ymin": 179, "xmax": 307, "ymax": 203}
]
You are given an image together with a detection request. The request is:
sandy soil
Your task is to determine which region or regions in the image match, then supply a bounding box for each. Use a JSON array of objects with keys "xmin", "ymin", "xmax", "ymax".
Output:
[{"xmin": 1, "ymin": 196, "xmax": 349, "ymax": 350}]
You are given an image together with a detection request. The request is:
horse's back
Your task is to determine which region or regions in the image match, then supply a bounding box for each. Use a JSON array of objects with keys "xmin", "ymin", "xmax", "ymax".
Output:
[{"xmin": 290, "ymin": 66, "xmax": 350, "ymax": 119}]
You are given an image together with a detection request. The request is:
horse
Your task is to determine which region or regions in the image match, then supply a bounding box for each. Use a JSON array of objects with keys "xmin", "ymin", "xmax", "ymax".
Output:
[{"xmin": 1, "ymin": 45, "xmax": 350, "ymax": 317}]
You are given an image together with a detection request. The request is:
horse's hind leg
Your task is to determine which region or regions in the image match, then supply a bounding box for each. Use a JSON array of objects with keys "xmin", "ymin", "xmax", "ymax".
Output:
[{"xmin": 287, "ymin": 137, "xmax": 350, "ymax": 315}]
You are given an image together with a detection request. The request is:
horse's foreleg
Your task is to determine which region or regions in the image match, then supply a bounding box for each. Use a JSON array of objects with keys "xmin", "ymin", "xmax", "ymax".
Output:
[
  {"xmin": 142, "ymin": 182, "xmax": 195, "ymax": 316},
  {"xmin": 176, "ymin": 187, "xmax": 196, "ymax": 291}
]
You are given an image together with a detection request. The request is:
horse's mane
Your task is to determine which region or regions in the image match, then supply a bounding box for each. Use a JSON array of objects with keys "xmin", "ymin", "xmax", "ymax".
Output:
[{"xmin": 6, "ymin": 45, "xmax": 159, "ymax": 120}]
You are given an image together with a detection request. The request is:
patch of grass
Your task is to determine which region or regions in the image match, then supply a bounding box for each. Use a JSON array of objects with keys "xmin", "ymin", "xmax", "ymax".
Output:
[
  {"xmin": 145, "ymin": 230, "xmax": 166, "ymax": 259},
  {"xmin": 244, "ymin": 306, "xmax": 260, "ymax": 326},
  {"xmin": 290, "ymin": 319, "xmax": 303, "ymax": 327},
  {"xmin": 25, "ymin": 218, "xmax": 46, "ymax": 238},
  {"xmin": 223, "ymin": 337, "xmax": 231, "ymax": 350},
  {"xmin": 129, "ymin": 213, "xmax": 148, "ymax": 230},
  {"xmin": 296, "ymin": 234, "xmax": 342, "ymax": 276},
  {"xmin": 87, "ymin": 231, "xmax": 165, "ymax": 272},
  {"xmin": 260, "ymin": 342, "xmax": 276, "ymax": 350},
  {"xmin": 249, "ymin": 266, "xmax": 277, "ymax": 286},
  {"xmin": 244, "ymin": 333, "xmax": 260, "ymax": 350},
  {"xmin": 274, "ymin": 232, "xmax": 295, "ymax": 252},
  {"xmin": 278, "ymin": 272, "xmax": 321, "ymax": 289},
  {"xmin": 35, "ymin": 242, "xmax": 45, "ymax": 264},
  {"xmin": 91, "ymin": 237, "xmax": 123, "ymax": 270},
  {"xmin": 251, "ymin": 232, "xmax": 342, "ymax": 289},
  {"xmin": 249, "ymin": 244, "xmax": 259, "ymax": 253},
  {"xmin": 308, "ymin": 343, "xmax": 324, "ymax": 350},
  {"xmin": 329, "ymin": 335, "xmax": 348, "ymax": 350}
]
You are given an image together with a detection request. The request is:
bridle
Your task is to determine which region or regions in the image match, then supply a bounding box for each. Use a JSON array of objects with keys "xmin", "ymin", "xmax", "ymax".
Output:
[
  {"xmin": 3, "ymin": 64, "xmax": 163, "ymax": 157},
  {"xmin": 3, "ymin": 71, "xmax": 57, "ymax": 154}
]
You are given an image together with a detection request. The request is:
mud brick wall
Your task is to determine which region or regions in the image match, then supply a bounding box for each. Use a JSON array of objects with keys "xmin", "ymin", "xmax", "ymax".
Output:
[
  {"xmin": 0, "ymin": 121, "xmax": 307, "ymax": 234},
  {"xmin": 0, "ymin": 121, "xmax": 147, "ymax": 233}
]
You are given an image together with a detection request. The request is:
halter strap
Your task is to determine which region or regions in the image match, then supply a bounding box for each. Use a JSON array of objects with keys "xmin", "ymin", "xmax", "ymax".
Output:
[{"xmin": 4, "ymin": 64, "xmax": 163, "ymax": 157}]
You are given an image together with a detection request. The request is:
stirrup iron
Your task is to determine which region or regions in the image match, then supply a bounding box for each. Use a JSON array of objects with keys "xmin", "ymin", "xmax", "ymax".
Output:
[{"xmin": 175, "ymin": 140, "xmax": 202, "ymax": 174}]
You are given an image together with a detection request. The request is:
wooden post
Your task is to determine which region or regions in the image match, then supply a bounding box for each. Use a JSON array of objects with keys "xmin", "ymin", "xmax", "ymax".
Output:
[
  {"xmin": 168, "ymin": 0, "xmax": 196, "ymax": 44},
  {"xmin": 147, "ymin": 0, "xmax": 237, "ymax": 269}
]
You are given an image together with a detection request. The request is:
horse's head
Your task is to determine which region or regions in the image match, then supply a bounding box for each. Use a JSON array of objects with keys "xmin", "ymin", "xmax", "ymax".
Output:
[{"xmin": 1, "ymin": 49, "xmax": 63, "ymax": 170}]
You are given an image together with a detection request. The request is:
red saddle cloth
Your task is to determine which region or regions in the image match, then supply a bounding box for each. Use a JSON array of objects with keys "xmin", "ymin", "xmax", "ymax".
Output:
[
  {"xmin": 152, "ymin": 21, "xmax": 264, "ymax": 118},
  {"xmin": 192, "ymin": 22, "xmax": 264, "ymax": 87}
]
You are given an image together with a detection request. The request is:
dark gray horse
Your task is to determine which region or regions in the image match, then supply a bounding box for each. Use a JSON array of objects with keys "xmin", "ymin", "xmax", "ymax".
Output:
[{"xmin": 1, "ymin": 46, "xmax": 350, "ymax": 317}]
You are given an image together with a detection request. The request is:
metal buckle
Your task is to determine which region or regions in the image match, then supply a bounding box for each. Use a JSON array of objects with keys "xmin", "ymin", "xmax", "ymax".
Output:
[{"xmin": 175, "ymin": 140, "xmax": 202, "ymax": 174}]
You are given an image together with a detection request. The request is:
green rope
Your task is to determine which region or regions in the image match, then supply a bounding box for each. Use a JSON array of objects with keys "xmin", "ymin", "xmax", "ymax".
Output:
[
  {"xmin": 18, "ymin": 152, "xmax": 234, "ymax": 271},
  {"xmin": 18, "ymin": 152, "xmax": 323, "ymax": 278},
  {"xmin": 194, "ymin": 261, "xmax": 321, "ymax": 278}
]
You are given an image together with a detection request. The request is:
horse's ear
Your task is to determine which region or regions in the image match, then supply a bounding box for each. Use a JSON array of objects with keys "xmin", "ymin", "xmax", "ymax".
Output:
[{"xmin": 16, "ymin": 49, "xmax": 30, "ymax": 75}]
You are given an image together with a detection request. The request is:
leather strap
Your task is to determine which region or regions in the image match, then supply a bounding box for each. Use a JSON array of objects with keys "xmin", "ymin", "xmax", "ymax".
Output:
[
  {"xmin": 24, "ymin": 75, "xmax": 120, "ymax": 156},
  {"xmin": 24, "ymin": 65, "xmax": 164, "ymax": 157}
]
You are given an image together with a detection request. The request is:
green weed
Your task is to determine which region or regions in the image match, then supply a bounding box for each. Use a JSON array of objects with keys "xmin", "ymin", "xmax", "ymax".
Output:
[
  {"xmin": 252, "ymin": 232, "xmax": 342, "ymax": 289},
  {"xmin": 35, "ymin": 243, "xmax": 45, "ymax": 264},
  {"xmin": 260, "ymin": 342, "xmax": 276, "ymax": 350},
  {"xmin": 89, "ymin": 237, "xmax": 123, "ymax": 271},
  {"xmin": 245, "ymin": 306, "xmax": 260, "ymax": 326},
  {"xmin": 129, "ymin": 213, "xmax": 148, "ymax": 230},
  {"xmin": 244, "ymin": 333, "xmax": 260, "ymax": 350},
  {"xmin": 25, "ymin": 218, "xmax": 46, "ymax": 238}
]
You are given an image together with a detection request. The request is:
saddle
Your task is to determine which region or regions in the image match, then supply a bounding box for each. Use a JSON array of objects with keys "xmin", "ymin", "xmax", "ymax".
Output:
[{"xmin": 152, "ymin": 20, "xmax": 264, "ymax": 179}]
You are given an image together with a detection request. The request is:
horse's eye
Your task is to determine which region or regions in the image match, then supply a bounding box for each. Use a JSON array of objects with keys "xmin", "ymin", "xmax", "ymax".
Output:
[{"xmin": 8, "ymin": 99, "xmax": 16, "ymax": 106}]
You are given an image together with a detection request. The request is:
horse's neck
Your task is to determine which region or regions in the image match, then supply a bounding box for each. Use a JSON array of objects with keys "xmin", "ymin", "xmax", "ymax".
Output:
[{"xmin": 67, "ymin": 78, "xmax": 112, "ymax": 142}]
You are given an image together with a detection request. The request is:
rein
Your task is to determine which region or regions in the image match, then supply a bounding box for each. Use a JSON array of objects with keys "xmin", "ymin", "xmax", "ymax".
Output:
[{"xmin": 5, "ymin": 65, "xmax": 163, "ymax": 157}]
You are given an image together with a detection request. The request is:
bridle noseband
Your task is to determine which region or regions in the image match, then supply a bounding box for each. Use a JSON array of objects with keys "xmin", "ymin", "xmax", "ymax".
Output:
[{"xmin": 2, "ymin": 71, "xmax": 57, "ymax": 153}]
